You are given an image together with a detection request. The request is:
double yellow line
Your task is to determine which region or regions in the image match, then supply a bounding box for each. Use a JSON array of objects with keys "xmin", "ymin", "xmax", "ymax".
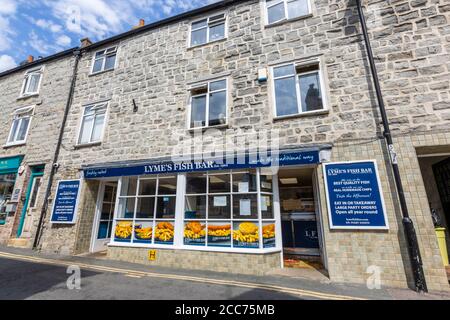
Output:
[{"xmin": 0, "ymin": 251, "xmax": 365, "ymax": 300}]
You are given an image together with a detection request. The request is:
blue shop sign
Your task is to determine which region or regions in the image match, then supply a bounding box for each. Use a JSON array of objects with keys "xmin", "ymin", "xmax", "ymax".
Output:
[
  {"xmin": 0, "ymin": 156, "xmax": 23, "ymax": 175},
  {"xmin": 50, "ymin": 180, "xmax": 81, "ymax": 224},
  {"xmin": 83, "ymin": 150, "xmax": 320, "ymax": 179},
  {"xmin": 323, "ymin": 161, "xmax": 389, "ymax": 230}
]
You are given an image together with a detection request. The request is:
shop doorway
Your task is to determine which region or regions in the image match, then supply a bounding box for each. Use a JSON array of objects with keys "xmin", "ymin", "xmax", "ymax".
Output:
[
  {"xmin": 17, "ymin": 166, "xmax": 44, "ymax": 238},
  {"xmin": 278, "ymin": 167, "xmax": 324, "ymax": 270},
  {"xmin": 91, "ymin": 182, "xmax": 117, "ymax": 253},
  {"xmin": 433, "ymin": 157, "xmax": 450, "ymax": 234}
]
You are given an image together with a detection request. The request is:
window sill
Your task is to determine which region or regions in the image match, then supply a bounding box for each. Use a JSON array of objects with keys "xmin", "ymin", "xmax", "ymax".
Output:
[
  {"xmin": 74, "ymin": 141, "xmax": 102, "ymax": 149},
  {"xmin": 273, "ymin": 109, "xmax": 329, "ymax": 121},
  {"xmin": 188, "ymin": 37, "xmax": 227, "ymax": 50},
  {"xmin": 265, "ymin": 14, "xmax": 313, "ymax": 29},
  {"xmin": 3, "ymin": 142, "xmax": 26, "ymax": 149},
  {"xmin": 188, "ymin": 123, "xmax": 229, "ymax": 132},
  {"xmin": 89, "ymin": 68, "xmax": 115, "ymax": 77},
  {"xmin": 17, "ymin": 93, "xmax": 39, "ymax": 101}
]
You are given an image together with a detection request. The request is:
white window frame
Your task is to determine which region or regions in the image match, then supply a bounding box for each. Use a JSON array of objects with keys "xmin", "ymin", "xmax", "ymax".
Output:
[
  {"xmin": 187, "ymin": 78, "xmax": 229, "ymax": 130},
  {"xmin": 265, "ymin": 0, "xmax": 312, "ymax": 26},
  {"xmin": 271, "ymin": 61, "xmax": 328, "ymax": 118},
  {"xmin": 189, "ymin": 12, "xmax": 228, "ymax": 48},
  {"xmin": 20, "ymin": 67, "xmax": 43, "ymax": 97},
  {"xmin": 90, "ymin": 46, "xmax": 118, "ymax": 75},
  {"xmin": 6, "ymin": 106, "xmax": 34, "ymax": 146},
  {"xmin": 76, "ymin": 102, "xmax": 109, "ymax": 146}
]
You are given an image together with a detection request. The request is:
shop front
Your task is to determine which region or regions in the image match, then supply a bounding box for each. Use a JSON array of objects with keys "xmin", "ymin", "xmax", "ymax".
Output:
[
  {"xmin": 0, "ymin": 156, "xmax": 23, "ymax": 227},
  {"xmin": 82, "ymin": 149, "xmax": 328, "ymax": 275}
]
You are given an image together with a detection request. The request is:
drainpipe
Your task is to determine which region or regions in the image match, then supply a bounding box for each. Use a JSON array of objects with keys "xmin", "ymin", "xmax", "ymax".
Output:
[
  {"xmin": 355, "ymin": 0, "xmax": 427, "ymax": 292},
  {"xmin": 33, "ymin": 49, "xmax": 82, "ymax": 250}
]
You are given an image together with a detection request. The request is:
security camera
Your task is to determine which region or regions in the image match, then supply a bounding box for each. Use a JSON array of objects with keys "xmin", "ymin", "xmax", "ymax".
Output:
[{"xmin": 53, "ymin": 163, "xmax": 60, "ymax": 169}]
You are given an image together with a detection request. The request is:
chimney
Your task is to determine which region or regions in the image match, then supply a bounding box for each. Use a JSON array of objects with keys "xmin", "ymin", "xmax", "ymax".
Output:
[
  {"xmin": 27, "ymin": 55, "xmax": 34, "ymax": 63},
  {"xmin": 132, "ymin": 19, "xmax": 145, "ymax": 30},
  {"xmin": 80, "ymin": 37, "xmax": 93, "ymax": 48}
]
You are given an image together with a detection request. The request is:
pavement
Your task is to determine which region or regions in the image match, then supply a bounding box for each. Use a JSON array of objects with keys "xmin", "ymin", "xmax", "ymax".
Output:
[{"xmin": 0, "ymin": 246, "xmax": 449, "ymax": 300}]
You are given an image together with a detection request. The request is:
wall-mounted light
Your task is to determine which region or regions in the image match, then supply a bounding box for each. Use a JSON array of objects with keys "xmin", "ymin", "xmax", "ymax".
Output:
[{"xmin": 258, "ymin": 68, "xmax": 268, "ymax": 83}]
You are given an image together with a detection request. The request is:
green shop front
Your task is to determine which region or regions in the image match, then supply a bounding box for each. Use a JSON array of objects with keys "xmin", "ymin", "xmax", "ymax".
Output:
[
  {"xmin": 78, "ymin": 149, "xmax": 329, "ymax": 275},
  {"xmin": 0, "ymin": 156, "xmax": 23, "ymax": 226}
]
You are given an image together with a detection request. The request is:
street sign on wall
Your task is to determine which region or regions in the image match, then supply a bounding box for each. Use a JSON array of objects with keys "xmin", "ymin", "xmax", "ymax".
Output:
[
  {"xmin": 323, "ymin": 161, "xmax": 389, "ymax": 230},
  {"xmin": 50, "ymin": 180, "xmax": 81, "ymax": 224}
]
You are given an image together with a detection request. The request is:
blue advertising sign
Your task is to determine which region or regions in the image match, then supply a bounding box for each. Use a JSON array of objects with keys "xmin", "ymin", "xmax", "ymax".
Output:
[
  {"xmin": 83, "ymin": 150, "xmax": 321, "ymax": 179},
  {"xmin": 323, "ymin": 161, "xmax": 388, "ymax": 230},
  {"xmin": 50, "ymin": 180, "xmax": 81, "ymax": 224}
]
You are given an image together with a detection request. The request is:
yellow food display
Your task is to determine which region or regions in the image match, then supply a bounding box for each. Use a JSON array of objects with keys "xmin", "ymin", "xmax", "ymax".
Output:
[
  {"xmin": 208, "ymin": 225, "xmax": 232, "ymax": 237},
  {"xmin": 135, "ymin": 226, "xmax": 153, "ymax": 240},
  {"xmin": 184, "ymin": 222, "xmax": 206, "ymax": 239},
  {"xmin": 262, "ymin": 224, "xmax": 275, "ymax": 239},
  {"xmin": 155, "ymin": 222, "xmax": 174, "ymax": 242},
  {"xmin": 233, "ymin": 222, "xmax": 259, "ymax": 243},
  {"xmin": 115, "ymin": 222, "xmax": 132, "ymax": 239}
]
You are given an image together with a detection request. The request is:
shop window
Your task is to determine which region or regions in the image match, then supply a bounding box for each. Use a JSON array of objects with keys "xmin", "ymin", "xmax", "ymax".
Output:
[
  {"xmin": 78, "ymin": 102, "xmax": 108, "ymax": 145},
  {"xmin": 0, "ymin": 173, "xmax": 16, "ymax": 225},
  {"xmin": 266, "ymin": 0, "xmax": 311, "ymax": 25},
  {"xmin": 184, "ymin": 169, "xmax": 276, "ymax": 249},
  {"xmin": 189, "ymin": 79, "xmax": 228, "ymax": 129},
  {"xmin": 21, "ymin": 67, "xmax": 43, "ymax": 96},
  {"xmin": 6, "ymin": 106, "xmax": 34, "ymax": 146},
  {"xmin": 272, "ymin": 62, "xmax": 325, "ymax": 117},
  {"xmin": 114, "ymin": 176, "xmax": 177, "ymax": 245},
  {"xmin": 190, "ymin": 14, "xmax": 226, "ymax": 47},
  {"xmin": 91, "ymin": 47, "xmax": 117, "ymax": 74}
]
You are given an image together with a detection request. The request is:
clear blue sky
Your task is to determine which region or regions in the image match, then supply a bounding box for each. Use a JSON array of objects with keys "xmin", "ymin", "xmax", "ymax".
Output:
[{"xmin": 0, "ymin": 0, "xmax": 218, "ymax": 72}]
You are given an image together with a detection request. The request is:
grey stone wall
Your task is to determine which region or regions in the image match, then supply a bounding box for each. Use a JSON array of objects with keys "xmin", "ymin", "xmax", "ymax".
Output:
[{"xmin": 0, "ymin": 55, "xmax": 75, "ymax": 244}]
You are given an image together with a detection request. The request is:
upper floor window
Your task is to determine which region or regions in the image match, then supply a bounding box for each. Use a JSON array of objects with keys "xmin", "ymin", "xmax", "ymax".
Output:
[
  {"xmin": 91, "ymin": 47, "xmax": 117, "ymax": 74},
  {"xmin": 7, "ymin": 106, "xmax": 34, "ymax": 146},
  {"xmin": 21, "ymin": 67, "xmax": 43, "ymax": 96},
  {"xmin": 272, "ymin": 62, "xmax": 325, "ymax": 117},
  {"xmin": 189, "ymin": 79, "xmax": 228, "ymax": 129},
  {"xmin": 78, "ymin": 102, "xmax": 108, "ymax": 145},
  {"xmin": 266, "ymin": 0, "xmax": 311, "ymax": 25},
  {"xmin": 190, "ymin": 14, "xmax": 226, "ymax": 47}
]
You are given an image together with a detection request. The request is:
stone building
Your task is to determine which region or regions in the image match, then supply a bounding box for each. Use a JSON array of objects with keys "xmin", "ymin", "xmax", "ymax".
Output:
[
  {"xmin": 0, "ymin": 49, "xmax": 77, "ymax": 248},
  {"xmin": 5, "ymin": 0, "xmax": 450, "ymax": 292}
]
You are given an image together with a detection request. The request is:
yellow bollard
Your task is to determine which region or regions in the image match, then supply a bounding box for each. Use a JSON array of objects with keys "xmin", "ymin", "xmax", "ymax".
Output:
[{"xmin": 435, "ymin": 228, "xmax": 449, "ymax": 266}]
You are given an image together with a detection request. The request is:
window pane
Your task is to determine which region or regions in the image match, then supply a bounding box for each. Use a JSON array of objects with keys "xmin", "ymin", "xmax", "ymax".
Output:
[
  {"xmin": 191, "ymin": 28, "xmax": 207, "ymax": 46},
  {"xmin": 210, "ymin": 80, "xmax": 227, "ymax": 91},
  {"xmin": 299, "ymin": 72, "xmax": 323, "ymax": 112},
  {"xmin": 274, "ymin": 64, "xmax": 295, "ymax": 78},
  {"xmin": 139, "ymin": 179, "xmax": 157, "ymax": 196},
  {"xmin": 22, "ymin": 77, "xmax": 29, "ymax": 95},
  {"xmin": 208, "ymin": 195, "xmax": 231, "ymax": 219},
  {"xmin": 186, "ymin": 173, "xmax": 207, "ymax": 194},
  {"xmin": 185, "ymin": 195, "xmax": 207, "ymax": 219},
  {"xmin": 287, "ymin": 0, "xmax": 309, "ymax": 19},
  {"xmin": 120, "ymin": 178, "xmax": 138, "ymax": 196},
  {"xmin": 134, "ymin": 221, "xmax": 153, "ymax": 243},
  {"xmin": 208, "ymin": 91, "xmax": 227, "ymax": 126},
  {"xmin": 101, "ymin": 203, "xmax": 112, "ymax": 220},
  {"xmin": 184, "ymin": 221, "xmax": 206, "ymax": 246},
  {"xmin": 154, "ymin": 221, "xmax": 175, "ymax": 244},
  {"xmin": 275, "ymin": 77, "xmax": 299, "ymax": 117},
  {"xmin": 92, "ymin": 58, "xmax": 104, "ymax": 73},
  {"xmin": 116, "ymin": 198, "xmax": 135, "ymax": 219},
  {"xmin": 104, "ymin": 54, "xmax": 116, "ymax": 70},
  {"xmin": 79, "ymin": 115, "xmax": 94, "ymax": 144},
  {"xmin": 260, "ymin": 174, "xmax": 273, "ymax": 192},
  {"xmin": 91, "ymin": 114, "xmax": 105, "ymax": 142},
  {"xmin": 233, "ymin": 221, "xmax": 259, "ymax": 248},
  {"xmin": 136, "ymin": 197, "xmax": 154, "ymax": 219},
  {"xmin": 158, "ymin": 176, "xmax": 177, "ymax": 195},
  {"xmin": 207, "ymin": 222, "xmax": 232, "ymax": 247},
  {"xmin": 29, "ymin": 178, "xmax": 42, "ymax": 208},
  {"xmin": 267, "ymin": 2, "xmax": 286, "ymax": 24},
  {"xmin": 192, "ymin": 19, "xmax": 208, "ymax": 30},
  {"xmin": 232, "ymin": 170, "xmax": 257, "ymax": 193},
  {"xmin": 97, "ymin": 221, "xmax": 109, "ymax": 239},
  {"xmin": 233, "ymin": 194, "xmax": 258, "ymax": 219},
  {"xmin": 114, "ymin": 221, "xmax": 133, "ymax": 242},
  {"xmin": 261, "ymin": 195, "xmax": 274, "ymax": 219},
  {"xmin": 28, "ymin": 74, "xmax": 40, "ymax": 93},
  {"xmin": 155, "ymin": 196, "xmax": 176, "ymax": 219},
  {"xmin": 209, "ymin": 173, "xmax": 230, "ymax": 193},
  {"xmin": 263, "ymin": 222, "xmax": 276, "ymax": 248},
  {"xmin": 17, "ymin": 117, "xmax": 30, "ymax": 141},
  {"xmin": 191, "ymin": 95, "xmax": 207, "ymax": 128},
  {"xmin": 95, "ymin": 50, "xmax": 106, "ymax": 58},
  {"xmin": 209, "ymin": 23, "xmax": 225, "ymax": 42},
  {"xmin": 8, "ymin": 119, "xmax": 19, "ymax": 143}
]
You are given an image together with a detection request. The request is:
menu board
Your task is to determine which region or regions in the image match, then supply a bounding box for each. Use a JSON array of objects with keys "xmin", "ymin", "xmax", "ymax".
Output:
[
  {"xmin": 323, "ymin": 161, "xmax": 388, "ymax": 230},
  {"xmin": 50, "ymin": 180, "xmax": 81, "ymax": 224}
]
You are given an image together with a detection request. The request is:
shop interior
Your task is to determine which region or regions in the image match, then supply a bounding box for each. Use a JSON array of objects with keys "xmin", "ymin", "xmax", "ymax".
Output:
[{"xmin": 0, "ymin": 174, "xmax": 16, "ymax": 225}]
